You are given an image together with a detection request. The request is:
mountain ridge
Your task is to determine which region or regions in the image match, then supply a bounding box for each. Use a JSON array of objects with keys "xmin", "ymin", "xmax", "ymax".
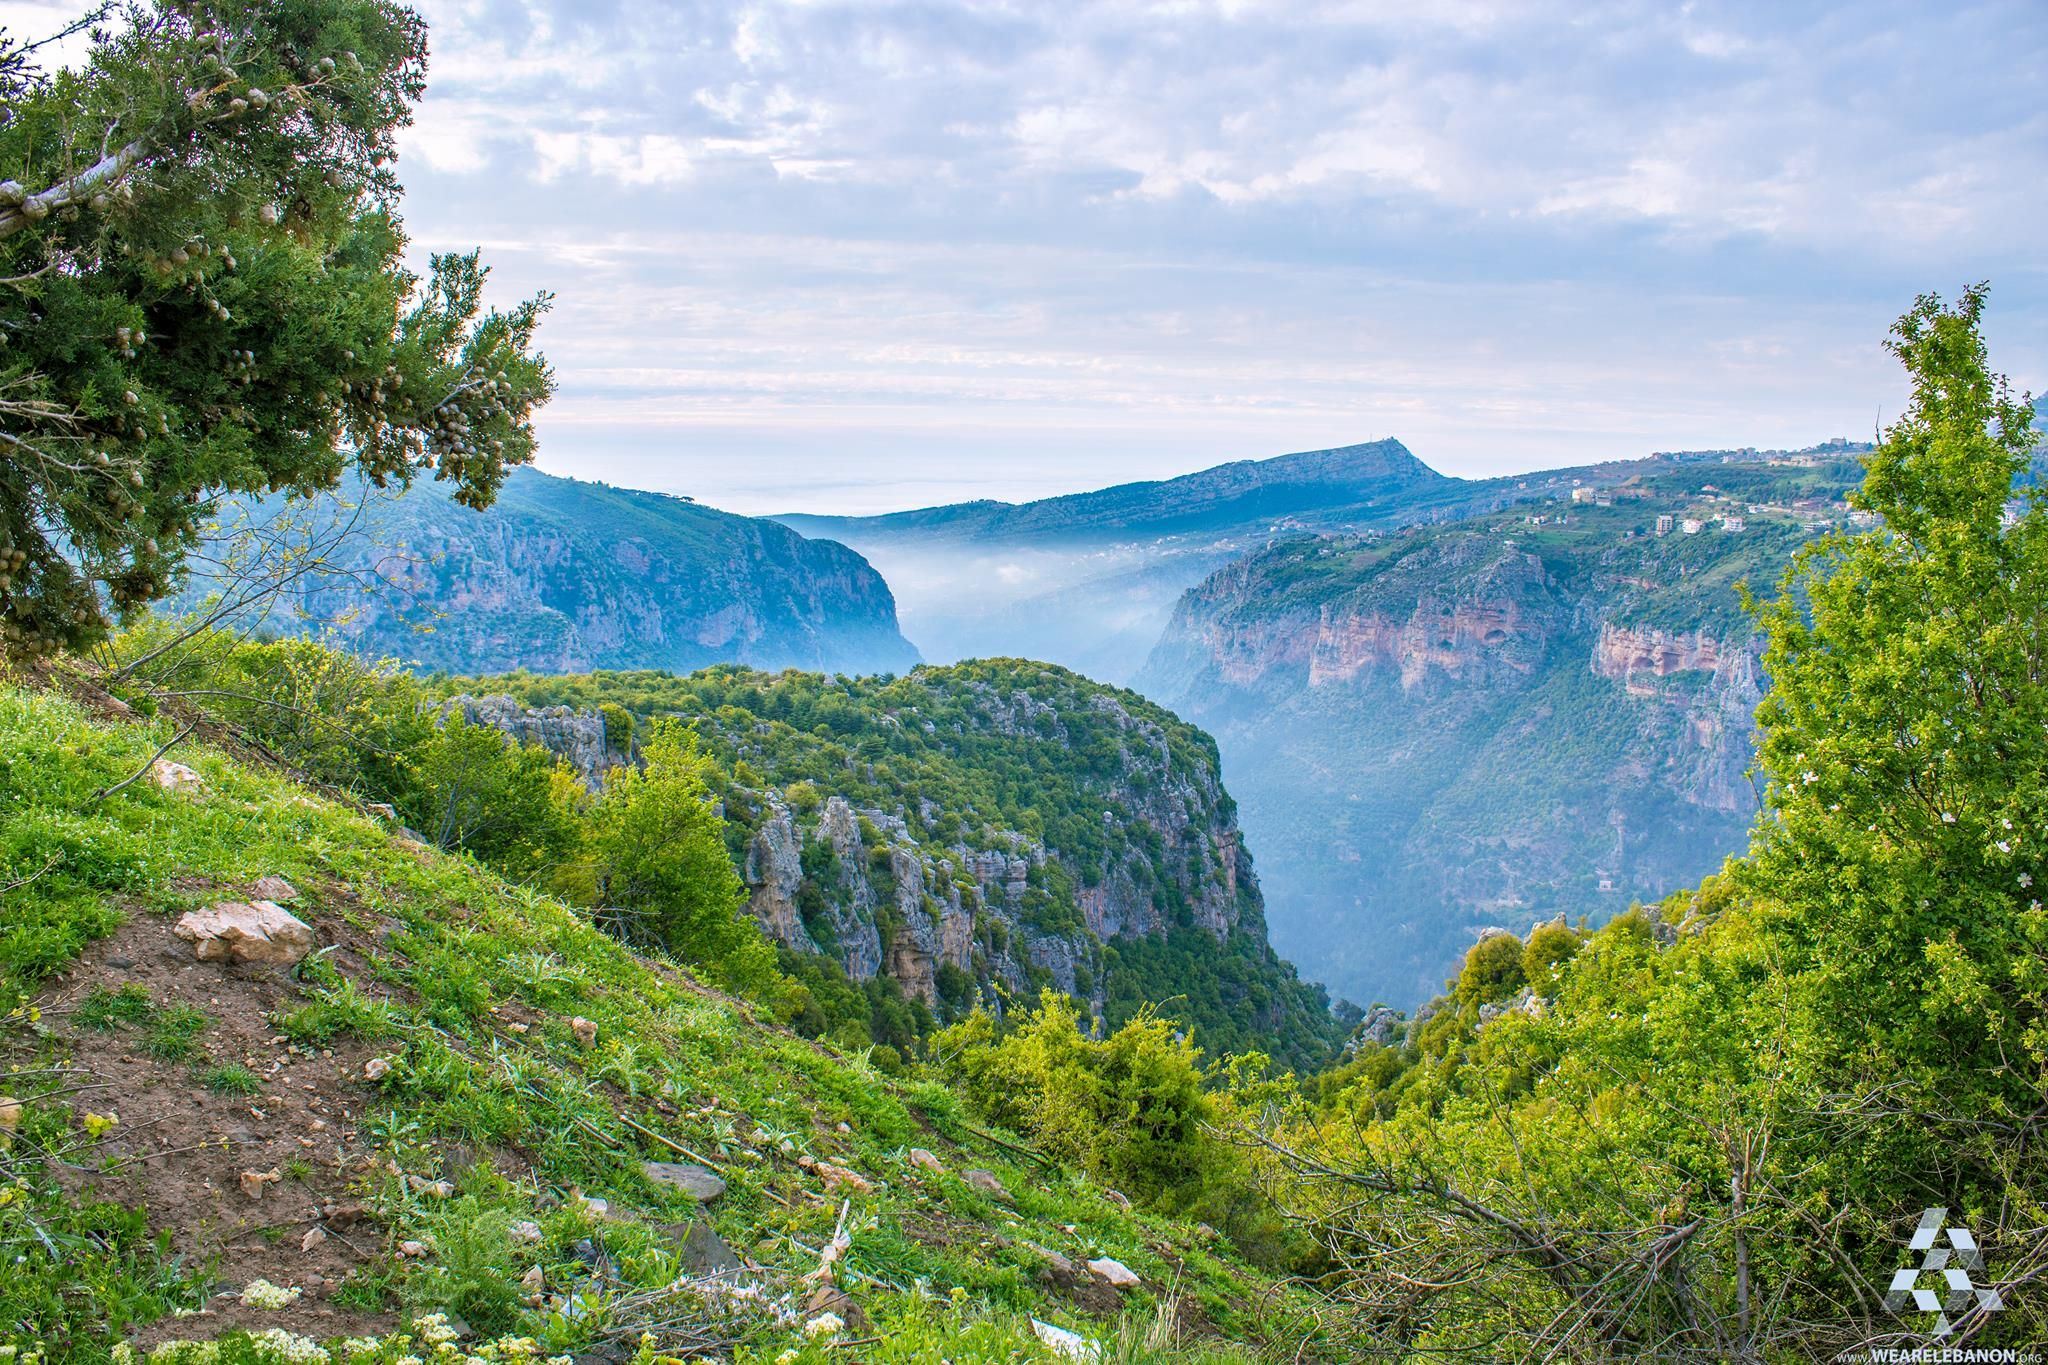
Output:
[
  {"xmin": 187, "ymin": 466, "xmax": 921, "ymax": 677},
  {"xmin": 778, "ymin": 438, "xmax": 1445, "ymax": 543}
]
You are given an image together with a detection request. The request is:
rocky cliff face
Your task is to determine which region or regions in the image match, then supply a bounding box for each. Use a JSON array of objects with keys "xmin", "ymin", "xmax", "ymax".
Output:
[
  {"xmin": 193, "ymin": 468, "xmax": 920, "ymax": 677},
  {"xmin": 1587, "ymin": 622, "xmax": 1761, "ymax": 814},
  {"xmin": 455, "ymin": 661, "xmax": 1341, "ymax": 1070},
  {"xmin": 442, "ymin": 694, "xmax": 630, "ymax": 789},
  {"xmin": 731, "ymin": 679, "xmax": 1256, "ymax": 1013},
  {"xmin": 1140, "ymin": 515, "xmax": 1798, "ymax": 1007}
]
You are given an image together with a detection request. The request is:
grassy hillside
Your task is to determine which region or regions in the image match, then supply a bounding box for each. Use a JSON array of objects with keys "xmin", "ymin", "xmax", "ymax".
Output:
[{"xmin": 0, "ymin": 668, "xmax": 1357, "ymax": 1362}]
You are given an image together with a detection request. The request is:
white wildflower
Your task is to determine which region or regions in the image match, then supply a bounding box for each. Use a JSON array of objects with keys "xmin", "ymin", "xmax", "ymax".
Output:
[
  {"xmin": 804, "ymin": 1311, "xmax": 846, "ymax": 1338},
  {"xmin": 415, "ymin": 1316, "xmax": 459, "ymax": 1348},
  {"xmin": 238, "ymin": 1279, "xmax": 301, "ymax": 1310}
]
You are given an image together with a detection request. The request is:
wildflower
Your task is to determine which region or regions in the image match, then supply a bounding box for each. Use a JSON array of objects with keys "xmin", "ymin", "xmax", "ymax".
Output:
[
  {"xmin": 804, "ymin": 1311, "xmax": 846, "ymax": 1338},
  {"xmin": 239, "ymin": 1279, "xmax": 302, "ymax": 1310},
  {"xmin": 247, "ymin": 1330, "xmax": 329, "ymax": 1364},
  {"xmin": 415, "ymin": 1316, "xmax": 460, "ymax": 1348}
]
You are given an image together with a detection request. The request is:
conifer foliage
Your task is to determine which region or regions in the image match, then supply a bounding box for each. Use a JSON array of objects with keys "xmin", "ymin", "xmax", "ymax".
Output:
[{"xmin": 0, "ymin": 0, "xmax": 552, "ymax": 655}]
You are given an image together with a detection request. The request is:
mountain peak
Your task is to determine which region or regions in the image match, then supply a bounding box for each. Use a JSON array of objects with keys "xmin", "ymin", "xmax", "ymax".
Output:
[{"xmin": 779, "ymin": 436, "xmax": 1445, "ymax": 542}]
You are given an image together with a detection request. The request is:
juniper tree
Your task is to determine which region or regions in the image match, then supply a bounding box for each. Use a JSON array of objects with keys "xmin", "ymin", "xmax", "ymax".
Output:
[{"xmin": 0, "ymin": 0, "xmax": 552, "ymax": 656}]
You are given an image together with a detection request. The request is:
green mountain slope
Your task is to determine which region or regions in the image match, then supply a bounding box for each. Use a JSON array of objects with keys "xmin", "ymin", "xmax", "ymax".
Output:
[
  {"xmin": 459, "ymin": 661, "xmax": 1343, "ymax": 1073},
  {"xmin": 194, "ymin": 468, "xmax": 920, "ymax": 677},
  {"xmin": 0, "ymin": 673, "xmax": 1356, "ymax": 1361},
  {"xmin": 1138, "ymin": 464, "xmax": 1864, "ymax": 1006}
]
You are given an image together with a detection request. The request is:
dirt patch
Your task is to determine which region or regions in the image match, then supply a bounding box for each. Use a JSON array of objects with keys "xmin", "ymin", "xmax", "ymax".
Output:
[{"xmin": 23, "ymin": 900, "xmax": 400, "ymax": 1347}]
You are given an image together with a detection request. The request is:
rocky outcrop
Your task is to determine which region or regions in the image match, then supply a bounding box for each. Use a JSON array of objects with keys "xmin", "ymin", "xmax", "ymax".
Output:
[
  {"xmin": 1591, "ymin": 623, "xmax": 1735, "ymax": 695},
  {"xmin": 443, "ymin": 694, "xmax": 628, "ymax": 789},
  {"xmin": 730, "ymin": 674, "xmax": 1261, "ymax": 1016},
  {"xmin": 1146, "ymin": 537, "xmax": 1562, "ymax": 697},
  {"xmin": 174, "ymin": 901, "xmax": 316, "ymax": 967},
  {"xmin": 742, "ymin": 807, "xmax": 815, "ymax": 952},
  {"xmin": 1308, "ymin": 596, "xmax": 1539, "ymax": 688}
]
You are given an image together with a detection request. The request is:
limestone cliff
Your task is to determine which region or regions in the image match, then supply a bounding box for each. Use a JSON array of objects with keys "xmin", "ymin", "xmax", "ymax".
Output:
[
  {"xmin": 457, "ymin": 661, "xmax": 1342, "ymax": 1070},
  {"xmin": 1140, "ymin": 511, "xmax": 1806, "ymax": 1007},
  {"xmin": 442, "ymin": 693, "xmax": 631, "ymax": 789},
  {"xmin": 190, "ymin": 467, "xmax": 920, "ymax": 677}
]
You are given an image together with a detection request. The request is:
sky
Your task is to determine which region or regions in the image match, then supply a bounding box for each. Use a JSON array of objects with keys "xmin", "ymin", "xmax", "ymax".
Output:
[{"xmin": 11, "ymin": 1, "xmax": 2048, "ymax": 514}]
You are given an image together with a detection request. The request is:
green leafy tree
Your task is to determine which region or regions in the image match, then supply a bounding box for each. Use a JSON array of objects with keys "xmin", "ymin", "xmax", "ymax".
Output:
[
  {"xmin": 1453, "ymin": 931, "xmax": 1525, "ymax": 1004},
  {"xmin": 937, "ymin": 991, "xmax": 1217, "ymax": 1205},
  {"xmin": 1744, "ymin": 282, "xmax": 2047, "ymax": 1206},
  {"xmin": 0, "ymin": 0, "xmax": 551, "ymax": 655},
  {"xmin": 1520, "ymin": 919, "xmax": 1581, "ymax": 990},
  {"xmin": 559, "ymin": 719, "xmax": 778, "ymax": 994},
  {"xmin": 399, "ymin": 712, "xmax": 574, "ymax": 882}
]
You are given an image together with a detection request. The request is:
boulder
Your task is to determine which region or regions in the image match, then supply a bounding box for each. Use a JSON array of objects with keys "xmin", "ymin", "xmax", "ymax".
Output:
[
  {"xmin": 673, "ymin": 1221, "xmax": 743, "ymax": 1278},
  {"xmin": 1087, "ymin": 1256, "xmax": 1141, "ymax": 1289},
  {"xmin": 963, "ymin": 1168, "xmax": 1010, "ymax": 1200},
  {"xmin": 174, "ymin": 902, "xmax": 314, "ymax": 966},
  {"xmin": 251, "ymin": 876, "xmax": 300, "ymax": 902},
  {"xmin": 907, "ymin": 1147, "xmax": 944, "ymax": 1175},
  {"xmin": 643, "ymin": 1160, "xmax": 726, "ymax": 1203}
]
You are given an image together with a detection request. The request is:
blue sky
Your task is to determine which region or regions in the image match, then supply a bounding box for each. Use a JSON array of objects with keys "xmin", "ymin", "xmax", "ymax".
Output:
[{"xmin": 18, "ymin": 0, "xmax": 2048, "ymax": 513}]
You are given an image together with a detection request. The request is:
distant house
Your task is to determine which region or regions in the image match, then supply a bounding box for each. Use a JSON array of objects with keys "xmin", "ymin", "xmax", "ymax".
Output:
[
  {"xmin": 1654, "ymin": 513, "xmax": 1675, "ymax": 535},
  {"xmin": 1680, "ymin": 518, "xmax": 1705, "ymax": 535},
  {"xmin": 1722, "ymin": 516, "xmax": 1746, "ymax": 532},
  {"xmin": 1570, "ymin": 486, "xmax": 1596, "ymax": 504}
]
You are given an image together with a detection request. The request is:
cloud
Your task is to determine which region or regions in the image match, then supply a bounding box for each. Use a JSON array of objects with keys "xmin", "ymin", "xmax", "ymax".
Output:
[{"xmin": 376, "ymin": 0, "xmax": 2047, "ymax": 513}]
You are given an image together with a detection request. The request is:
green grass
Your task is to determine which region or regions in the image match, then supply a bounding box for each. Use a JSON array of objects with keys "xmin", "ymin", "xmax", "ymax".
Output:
[
  {"xmin": 201, "ymin": 1062, "xmax": 264, "ymax": 1096},
  {"xmin": 141, "ymin": 1004, "xmax": 209, "ymax": 1062},
  {"xmin": 73, "ymin": 982, "xmax": 152, "ymax": 1032},
  {"xmin": 0, "ymin": 672, "xmax": 1357, "ymax": 1362}
]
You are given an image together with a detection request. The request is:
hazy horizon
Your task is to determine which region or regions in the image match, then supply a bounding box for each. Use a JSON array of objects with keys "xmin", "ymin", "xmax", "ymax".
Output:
[
  {"xmin": 532, "ymin": 427, "xmax": 1870, "ymax": 523},
  {"xmin": 8, "ymin": 0, "xmax": 2038, "ymax": 515},
  {"xmin": 354, "ymin": 0, "xmax": 2039, "ymax": 515}
]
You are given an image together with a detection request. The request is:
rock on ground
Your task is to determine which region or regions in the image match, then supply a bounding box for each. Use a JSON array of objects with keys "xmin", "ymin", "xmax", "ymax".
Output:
[
  {"xmin": 642, "ymin": 1160, "xmax": 726, "ymax": 1203},
  {"xmin": 173, "ymin": 901, "xmax": 315, "ymax": 966},
  {"xmin": 1087, "ymin": 1257, "xmax": 1141, "ymax": 1289}
]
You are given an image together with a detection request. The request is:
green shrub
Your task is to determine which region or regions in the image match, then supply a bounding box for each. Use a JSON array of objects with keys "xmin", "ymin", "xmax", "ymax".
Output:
[
  {"xmin": 1520, "ymin": 921, "xmax": 1582, "ymax": 990},
  {"xmin": 1453, "ymin": 933, "xmax": 1525, "ymax": 1005}
]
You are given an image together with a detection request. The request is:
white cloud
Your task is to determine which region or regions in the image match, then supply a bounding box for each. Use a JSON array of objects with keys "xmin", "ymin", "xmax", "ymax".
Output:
[{"xmin": 379, "ymin": 0, "xmax": 2047, "ymax": 512}]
